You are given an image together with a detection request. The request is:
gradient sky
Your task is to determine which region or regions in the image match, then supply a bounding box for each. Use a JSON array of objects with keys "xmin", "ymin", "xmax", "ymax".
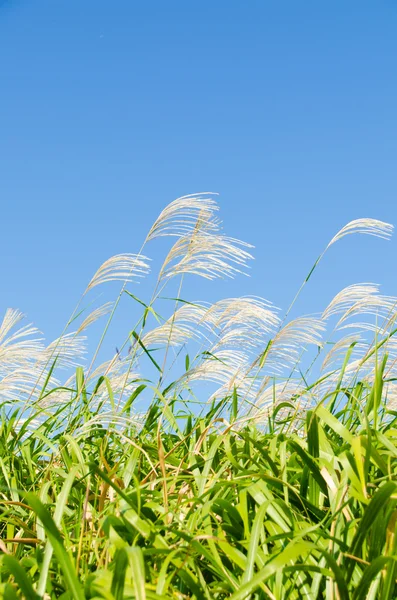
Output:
[{"xmin": 1, "ymin": 1, "xmax": 397, "ymax": 357}]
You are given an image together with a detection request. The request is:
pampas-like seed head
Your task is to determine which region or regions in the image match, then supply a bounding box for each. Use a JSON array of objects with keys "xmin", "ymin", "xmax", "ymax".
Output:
[
  {"xmin": 39, "ymin": 332, "xmax": 87, "ymax": 370},
  {"xmin": 0, "ymin": 309, "xmax": 44, "ymax": 371},
  {"xmin": 207, "ymin": 297, "xmax": 280, "ymax": 351},
  {"xmin": 0, "ymin": 366, "xmax": 56, "ymax": 402},
  {"xmin": 321, "ymin": 334, "xmax": 365, "ymax": 371},
  {"xmin": 326, "ymin": 218, "xmax": 393, "ymax": 249},
  {"xmin": 182, "ymin": 349, "xmax": 250, "ymax": 387},
  {"xmin": 252, "ymin": 381, "xmax": 308, "ymax": 412},
  {"xmin": 255, "ymin": 316, "xmax": 325, "ymax": 374},
  {"xmin": 146, "ymin": 193, "xmax": 220, "ymax": 241},
  {"xmin": 336, "ymin": 294, "xmax": 397, "ymax": 330},
  {"xmin": 160, "ymin": 232, "xmax": 254, "ymax": 281},
  {"xmin": 90, "ymin": 369, "xmax": 142, "ymax": 411},
  {"xmin": 77, "ymin": 302, "xmax": 114, "ymax": 334},
  {"xmin": 142, "ymin": 303, "xmax": 211, "ymax": 348},
  {"xmin": 85, "ymin": 254, "xmax": 151, "ymax": 293},
  {"xmin": 322, "ymin": 283, "xmax": 380, "ymax": 321}
]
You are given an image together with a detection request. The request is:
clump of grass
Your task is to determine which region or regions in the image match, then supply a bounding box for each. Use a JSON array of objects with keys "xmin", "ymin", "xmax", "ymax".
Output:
[{"xmin": 1, "ymin": 194, "xmax": 397, "ymax": 598}]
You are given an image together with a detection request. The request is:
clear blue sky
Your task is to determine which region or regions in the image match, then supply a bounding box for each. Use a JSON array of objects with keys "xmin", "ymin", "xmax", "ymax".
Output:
[{"xmin": 1, "ymin": 1, "xmax": 397, "ymax": 353}]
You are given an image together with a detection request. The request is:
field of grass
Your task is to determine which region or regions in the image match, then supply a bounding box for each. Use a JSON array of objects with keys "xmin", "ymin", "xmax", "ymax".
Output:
[{"xmin": 1, "ymin": 195, "xmax": 397, "ymax": 599}]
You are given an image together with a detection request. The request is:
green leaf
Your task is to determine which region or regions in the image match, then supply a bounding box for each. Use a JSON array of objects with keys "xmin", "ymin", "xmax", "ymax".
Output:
[
  {"xmin": 37, "ymin": 467, "xmax": 79, "ymax": 596},
  {"xmin": 25, "ymin": 493, "xmax": 85, "ymax": 600},
  {"xmin": 131, "ymin": 330, "xmax": 162, "ymax": 372},
  {"xmin": 353, "ymin": 556, "xmax": 395, "ymax": 600},
  {"xmin": 1, "ymin": 555, "xmax": 40, "ymax": 600},
  {"xmin": 229, "ymin": 542, "xmax": 313, "ymax": 600},
  {"xmin": 125, "ymin": 547, "xmax": 146, "ymax": 600},
  {"xmin": 346, "ymin": 481, "xmax": 397, "ymax": 580}
]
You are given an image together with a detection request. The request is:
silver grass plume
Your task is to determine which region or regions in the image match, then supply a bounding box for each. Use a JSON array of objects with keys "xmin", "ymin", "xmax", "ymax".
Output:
[
  {"xmin": 36, "ymin": 372, "xmax": 76, "ymax": 407},
  {"xmin": 90, "ymin": 370, "xmax": 142, "ymax": 412},
  {"xmin": 322, "ymin": 283, "xmax": 381, "ymax": 321},
  {"xmin": 181, "ymin": 349, "xmax": 250, "ymax": 388},
  {"xmin": 326, "ymin": 218, "xmax": 394, "ymax": 249},
  {"xmin": 0, "ymin": 368, "xmax": 46, "ymax": 402},
  {"xmin": 207, "ymin": 297, "xmax": 280, "ymax": 351},
  {"xmin": 159, "ymin": 232, "xmax": 254, "ymax": 281},
  {"xmin": 250, "ymin": 381, "xmax": 310, "ymax": 416},
  {"xmin": 170, "ymin": 298, "xmax": 279, "ymax": 399},
  {"xmin": 78, "ymin": 411, "xmax": 145, "ymax": 434},
  {"xmin": 320, "ymin": 284, "xmax": 397, "ymax": 382},
  {"xmin": 0, "ymin": 310, "xmax": 87, "ymax": 405},
  {"xmin": 85, "ymin": 351, "xmax": 142, "ymax": 410},
  {"xmin": 76, "ymin": 302, "xmax": 114, "ymax": 333},
  {"xmin": 254, "ymin": 316, "xmax": 325, "ymax": 374},
  {"xmin": 0, "ymin": 309, "xmax": 44, "ymax": 370},
  {"xmin": 321, "ymin": 334, "xmax": 365, "ymax": 371},
  {"xmin": 208, "ymin": 376, "xmax": 257, "ymax": 405},
  {"xmin": 39, "ymin": 332, "xmax": 87, "ymax": 370},
  {"xmin": 86, "ymin": 355, "xmax": 120, "ymax": 385},
  {"xmin": 85, "ymin": 254, "xmax": 151, "ymax": 292},
  {"xmin": 142, "ymin": 303, "xmax": 212, "ymax": 348},
  {"xmin": 146, "ymin": 193, "xmax": 220, "ymax": 241},
  {"xmin": 335, "ymin": 294, "xmax": 397, "ymax": 331},
  {"xmin": 283, "ymin": 219, "xmax": 393, "ymax": 323}
]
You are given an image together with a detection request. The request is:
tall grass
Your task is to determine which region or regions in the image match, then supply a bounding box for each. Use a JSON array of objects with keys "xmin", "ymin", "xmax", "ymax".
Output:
[{"xmin": 1, "ymin": 194, "xmax": 397, "ymax": 598}]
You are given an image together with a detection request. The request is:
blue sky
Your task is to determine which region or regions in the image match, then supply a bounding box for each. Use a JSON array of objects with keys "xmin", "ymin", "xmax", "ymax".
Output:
[{"xmin": 1, "ymin": 1, "xmax": 397, "ymax": 357}]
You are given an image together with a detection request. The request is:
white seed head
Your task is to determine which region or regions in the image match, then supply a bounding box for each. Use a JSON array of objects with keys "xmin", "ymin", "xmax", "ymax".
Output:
[
  {"xmin": 0, "ymin": 309, "xmax": 44, "ymax": 372},
  {"xmin": 181, "ymin": 349, "xmax": 250, "ymax": 387},
  {"xmin": 327, "ymin": 218, "xmax": 393, "ymax": 249},
  {"xmin": 40, "ymin": 333, "xmax": 87, "ymax": 370},
  {"xmin": 255, "ymin": 316, "xmax": 325, "ymax": 374},
  {"xmin": 322, "ymin": 283, "xmax": 380, "ymax": 321},
  {"xmin": 77, "ymin": 302, "xmax": 113, "ymax": 334},
  {"xmin": 142, "ymin": 303, "xmax": 211, "ymax": 348},
  {"xmin": 160, "ymin": 232, "xmax": 254, "ymax": 281},
  {"xmin": 146, "ymin": 193, "xmax": 220, "ymax": 241},
  {"xmin": 321, "ymin": 334, "xmax": 365, "ymax": 371},
  {"xmin": 85, "ymin": 254, "xmax": 151, "ymax": 292},
  {"xmin": 208, "ymin": 296, "xmax": 280, "ymax": 351}
]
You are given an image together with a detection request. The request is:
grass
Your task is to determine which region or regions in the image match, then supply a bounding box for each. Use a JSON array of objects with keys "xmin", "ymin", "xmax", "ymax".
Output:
[
  {"xmin": 1, "ymin": 194, "xmax": 397, "ymax": 598},
  {"xmin": 2, "ymin": 383, "xmax": 397, "ymax": 599}
]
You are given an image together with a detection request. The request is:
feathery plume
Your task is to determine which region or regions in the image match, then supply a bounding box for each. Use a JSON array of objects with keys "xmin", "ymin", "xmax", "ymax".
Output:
[
  {"xmin": 255, "ymin": 316, "xmax": 325, "ymax": 374},
  {"xmin": 321, "ymin": 334, "xmax": 365, "ymax": 371},
  {"xmin": 79, "ymin": 411, "xmax": 145, "ymax": 432},
  {"xmin": 326, "ymin": 218, "xmax": 393, "ymax": 249},
  {"xmin": 384, "ymin": 382, "xmax": 397, "ymax": 410},
  {"xmin": 282, "ymin": 220, "xmax": 392, "ymax": 323},
  {"xmin": 146, "ymin": 193, "xmax": 220, "ymax": 241},
  {"xmin": 142, "ymin": 303, "xmax": 211, "ymax": 348},
  {"xmin": 0, "ymin": 309, "xmax": 43, "ymax": 370},
  {"xmin": 86, "ymin": 356, "xmax": 120, "ymax": 385},
  {"xmin": 208, "ymin": 376, "xmax": 257, "ymax": 404},
  {"xmin": 76, "ymin": 302, "xmax": 114, "ymax": 334},
  {"xmin": 182, "ymin": 349, "xmax": 250, "ymax": 387},
  {"xmin": 253, "ymin": 381, "xmax": 309, "ymax": 411},
  {"xmin": 336, "ymin": 294, "xmax": 397, "ymax": 330},
  {"xmin": 0, "ymin": 368, "xmax": 48, "ymax": 401},
  {"xmin": 160, "ymin": 232, "xmax": 254, "ymax": 281},
  {"xmin": 39, "ymin": 333, "xmax": 87, "ymax": 370},
  {"xmin": 85, "ymin": 254, "xmax": 151, "ymax": 292},
  {"xmin": 208, "ymin": 297, "xmax": 280, "ymax": 351},
  {"xmin": 90, "ymin": 368, "xmax": 142, "ymax": 411},
  {"xmin": 322, "ymin": 284, "xmax": 380, "ymax": 321}
]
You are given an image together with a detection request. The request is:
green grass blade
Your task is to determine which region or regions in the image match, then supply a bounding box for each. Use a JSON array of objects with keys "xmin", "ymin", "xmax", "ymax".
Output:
[{"xmin": 26, "ymin": 493, "xmax": 85, "ymax": 600}]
